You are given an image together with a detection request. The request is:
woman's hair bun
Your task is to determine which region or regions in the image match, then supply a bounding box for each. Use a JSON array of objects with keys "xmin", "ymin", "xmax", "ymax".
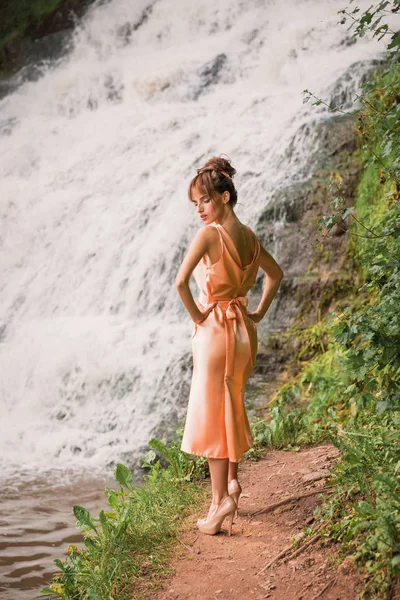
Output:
[{"xmin": 201, "ymin": 156, "xmax": 236, "ymax": 179}]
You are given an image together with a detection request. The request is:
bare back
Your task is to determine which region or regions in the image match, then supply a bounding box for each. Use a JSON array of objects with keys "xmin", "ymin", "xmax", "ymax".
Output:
[{"xmin": 203, "ymin": 223, "xmax": 256, "ymax": 269}]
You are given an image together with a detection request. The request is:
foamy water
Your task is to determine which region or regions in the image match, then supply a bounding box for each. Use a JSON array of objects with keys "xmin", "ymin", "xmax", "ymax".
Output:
[{"xmin": 0, "ymin": 0, "xmax": 389, "ymax": 485}]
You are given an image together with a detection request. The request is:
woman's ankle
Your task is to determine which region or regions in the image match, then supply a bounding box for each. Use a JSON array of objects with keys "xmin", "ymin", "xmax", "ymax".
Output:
[{"xmin": 212, "ymin": 493, "xmax": 229, "ymax": 505}]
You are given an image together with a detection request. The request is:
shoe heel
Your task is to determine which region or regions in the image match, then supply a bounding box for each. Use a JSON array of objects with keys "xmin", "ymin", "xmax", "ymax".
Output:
[
  {"xmin": 226, "ymin": 511, "xmax": 234, "ymax": 536},
  {"xmin": 228, "ymin": 479, "xmax": 242, "ymax": 518},
  {"xmin": 231, "ymin": 491, "xmax": 240, "ymax": 517}
]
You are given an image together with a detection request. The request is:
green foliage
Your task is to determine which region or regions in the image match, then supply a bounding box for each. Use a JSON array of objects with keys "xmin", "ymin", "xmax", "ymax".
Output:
[
  {"xmin": 338, "ymin": 1, "xmax": 400, "ymax": 56},
  {"xmin": 249, "ymin": 345, "xmax": 353, "ymax": 456},
  {"xmin": 145, "ymin": 428, "xmax": 209, "ymax": 481},
  {"xmin": 1, "ymin": 0, "xmax": 62, "ymax": 61},
  {"xmin": 40, "ymin": 438, "xmax": 207, "ymax": 600},
  {"xmin": 315, "ymin": 415, "xmax": 400, "ymax": 597},
  {"xmin": 0, "ymin": 0, "xmax": 88, "ymax": 72}
]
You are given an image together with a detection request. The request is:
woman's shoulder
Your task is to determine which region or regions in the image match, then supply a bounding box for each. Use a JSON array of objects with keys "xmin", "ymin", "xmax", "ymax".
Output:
[
  {"xmin": 242, "ymin": 223, "xmax": 259, "ymax": 243},
  {"xmin": 195, "ymin": 223, "xmax": 220, "ymax": 239},
  {"xmin": 192, "ymin": 224, "xmax": 220, "ymax": 250}
]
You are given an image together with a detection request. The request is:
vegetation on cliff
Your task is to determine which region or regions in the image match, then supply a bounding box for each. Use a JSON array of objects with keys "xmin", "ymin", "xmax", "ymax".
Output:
[
  {"xmin": 0, "ymin": 0, "xmax": 92, "ymax": 73},
  {"xmin": 248, "ymin": 4, "xmax": 400, "ymax": 596}
]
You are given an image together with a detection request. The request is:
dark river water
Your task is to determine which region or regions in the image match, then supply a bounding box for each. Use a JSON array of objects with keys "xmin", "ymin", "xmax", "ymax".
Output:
[{"xmin": 0, "ymin": 472, "xmax": 116, "ymax": 600}]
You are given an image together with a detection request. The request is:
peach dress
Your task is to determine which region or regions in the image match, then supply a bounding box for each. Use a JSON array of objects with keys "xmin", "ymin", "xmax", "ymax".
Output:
[{"xmin": 181, "ymin": 222, "xmax": 261, "ymax": 462}]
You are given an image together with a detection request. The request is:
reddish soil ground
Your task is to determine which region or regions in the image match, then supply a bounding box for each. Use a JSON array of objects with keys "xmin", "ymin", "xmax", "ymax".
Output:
[{"xmin": 152, "ymin": 444, "xmax": 365, "ymax": 600}]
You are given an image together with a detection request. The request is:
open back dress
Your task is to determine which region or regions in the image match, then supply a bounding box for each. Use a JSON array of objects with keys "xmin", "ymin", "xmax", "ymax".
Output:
[{"xmin": 180, "ymin": 222, "xmax": 261, "ymax": 462}]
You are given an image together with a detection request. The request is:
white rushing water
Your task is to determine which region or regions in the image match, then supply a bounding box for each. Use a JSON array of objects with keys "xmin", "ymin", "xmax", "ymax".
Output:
[{"xmin": 0, "ymin": 0, "xmax": 389, "ymax": 484}]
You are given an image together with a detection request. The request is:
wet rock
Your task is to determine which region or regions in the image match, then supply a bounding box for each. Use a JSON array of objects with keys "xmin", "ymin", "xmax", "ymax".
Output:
[{"xmin": 192, "ymin": 53, "xmax": 228, "ymax": 100}]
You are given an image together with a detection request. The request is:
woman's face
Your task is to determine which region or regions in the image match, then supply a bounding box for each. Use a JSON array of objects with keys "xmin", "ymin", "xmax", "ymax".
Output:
[{"xmin": 191, "ymin": 184, "xmax": 228, "ymax": 225}]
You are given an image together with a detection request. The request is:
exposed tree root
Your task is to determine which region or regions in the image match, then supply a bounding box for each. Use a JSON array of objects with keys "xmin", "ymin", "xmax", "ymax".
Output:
[
  {"xmin": 257, "ymin": 542, "xmax": 294, "ymax": 575},
  {"xmin": 283, "ymin": 532, "xmax": 321, "ymax": 562},
  {"xmin": 257, "ymin": 521, "xmax": 328, "ymax": 575},
  {"xmin": 249, "ymin": 486, "xmax": 336, "ymax": 517},
  {"xmin": 311, "ymin": 576, "xmax": 337, "ymax": 599},
  {"xmin": 267, "ymin": 462, "xmax": 286, "ymax": 481}
]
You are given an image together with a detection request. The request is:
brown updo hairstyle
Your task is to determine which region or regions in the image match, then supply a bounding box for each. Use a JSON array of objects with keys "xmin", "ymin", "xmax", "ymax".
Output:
[{"xmin": 188, "ymin": 156, "xmax": 238, "ymax": 208}]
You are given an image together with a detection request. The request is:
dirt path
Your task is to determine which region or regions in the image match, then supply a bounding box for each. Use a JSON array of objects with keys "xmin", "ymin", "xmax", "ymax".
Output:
[{"xmin": 152, "ymin": 444, "xmax": 362, "ymax": 600}]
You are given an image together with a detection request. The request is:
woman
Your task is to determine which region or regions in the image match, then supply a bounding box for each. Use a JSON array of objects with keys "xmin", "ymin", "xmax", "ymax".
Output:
[{"xmin": 175, "ymin": 156, "xmax": 284, "ymax": 536}]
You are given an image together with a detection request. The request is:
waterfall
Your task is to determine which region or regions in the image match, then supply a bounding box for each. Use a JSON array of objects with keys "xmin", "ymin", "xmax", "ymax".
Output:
[{"xmin": 0, "ymin": 0, "xmax": 386, "ymax": 484}]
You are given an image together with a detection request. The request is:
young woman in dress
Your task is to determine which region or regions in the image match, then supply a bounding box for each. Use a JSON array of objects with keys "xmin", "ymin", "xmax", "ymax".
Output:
[{"xmin": 175, "ymin": 156, "xmax": 284, "ymax": 536}]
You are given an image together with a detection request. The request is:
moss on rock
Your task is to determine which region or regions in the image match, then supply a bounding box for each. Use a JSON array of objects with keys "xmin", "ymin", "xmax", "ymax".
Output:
[{"xmin": 0, "ymin": 0, "xmax": 95, "ymax": 73}]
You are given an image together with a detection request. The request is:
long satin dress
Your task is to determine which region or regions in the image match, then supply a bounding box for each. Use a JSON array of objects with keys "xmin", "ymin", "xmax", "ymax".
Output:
[{"xmin": 181, "ymin": 222, "xmax": 261, "ymax": 462}]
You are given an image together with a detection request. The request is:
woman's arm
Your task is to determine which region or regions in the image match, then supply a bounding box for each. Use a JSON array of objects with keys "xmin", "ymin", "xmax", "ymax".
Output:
[
  {"xmin": 175, "ymin": 226, "xmax": 218, "ymax": 324},
  {"xmin": 248, "ymin": 243, "xmax": 284, "ymax": 323}
]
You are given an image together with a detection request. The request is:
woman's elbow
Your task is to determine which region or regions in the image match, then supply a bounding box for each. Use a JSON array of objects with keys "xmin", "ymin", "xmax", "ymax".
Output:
[
  {"xmin": 175, "ymin": 276, "xmax": 188, "ymax": 289},
  {"xmin": 273, "ymin": 267, "xmax": 283, "ymax": 288},
  {"xmin": 273, "ymin": 268, "xmax": 284, "ymax": 284}
]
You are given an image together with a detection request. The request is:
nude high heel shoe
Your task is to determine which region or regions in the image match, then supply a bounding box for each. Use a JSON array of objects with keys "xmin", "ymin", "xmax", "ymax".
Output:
[
  {"xmin": 196, "ymin": 496, "xmax": 237, "ymax": 536},
  {"xmin": 228, "ymin": 479, "xmax": 242, "ymax": 517}
]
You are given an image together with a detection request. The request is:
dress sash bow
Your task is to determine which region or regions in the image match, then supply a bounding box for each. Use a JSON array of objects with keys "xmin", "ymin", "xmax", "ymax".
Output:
[{"xmin": 206, "ymin": 295, "xmax": 255, "ymax": 378}]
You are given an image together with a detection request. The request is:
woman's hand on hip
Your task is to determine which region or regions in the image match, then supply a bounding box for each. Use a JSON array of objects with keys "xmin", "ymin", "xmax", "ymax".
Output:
[
  {"xmin": 193, "ymin": 302, "xmax": 217, "ymax": 324},
  {"xmin": 247, "ymin": 310, "xmax": 263, "ymax": 324}
]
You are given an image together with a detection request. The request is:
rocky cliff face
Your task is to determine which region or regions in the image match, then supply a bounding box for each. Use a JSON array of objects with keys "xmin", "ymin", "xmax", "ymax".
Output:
[
  {"xmin": 254, "ymin": 113, "xmax": 362, "ymax": 335},
  {"xmin": 0, "ymin": 0, "xmax": 95, "ymax": 98},
  {"xmin": 246, "ymin": 112, "xmax": 364, "ymax": 411},
  {"xmin": 0, "ymin": 0, "xmax": 95, "ymax": 69}
]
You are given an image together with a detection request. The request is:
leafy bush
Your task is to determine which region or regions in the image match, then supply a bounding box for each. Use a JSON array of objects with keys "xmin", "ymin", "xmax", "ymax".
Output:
[
  {"xmin": 255, "ymin": 4, "xmax": 400, "ymax": 595},
  {"xmin": 41, "ymin": 440, "xmax": 207, "ymax": 599}
]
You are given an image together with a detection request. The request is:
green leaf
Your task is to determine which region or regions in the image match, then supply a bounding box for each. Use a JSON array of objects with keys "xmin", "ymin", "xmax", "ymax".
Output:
[
  {"xmin": 99, "ymin": 510, "xmax": 109, "ymax": 535},
  {"xmin": 73, "ymin": 505, "xmax": 98, "ymax": 534},
  {"xmin": 388, "ymin": 31, "xmax": 400, "ymax": 49},
  {"xmin": 116, "ymin": 505, "xmax": 131, "ymax": 538},
  {"xmin": 141, "ymin": 449, "xmax": 157, "ymax": 469},
  {"xmin": 87, "ymin": 589, "xmax": 103, "ymax": 600},
  {"xmin": 360, "ymin": 12, "xmax": 373, "ymax": 26},
  {"xmin": 53, "ymin": 558, "xmax": 65, "ymax": 571},
  {"xmin": 107, "ymin": 490, "xmax": 120, "ymax": 511},
  {"xmin": 392, "ymin": 555, "xmax": 400, "ymax": 568},
  {"xmin": 114, "ymin": 463, "xmax": 134, "ymax": 490}
]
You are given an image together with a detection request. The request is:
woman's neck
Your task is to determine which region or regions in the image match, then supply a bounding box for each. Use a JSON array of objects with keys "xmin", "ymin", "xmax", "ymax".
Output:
[{"xmin": 216, "ymin": 209, "xmax": 240, "ymax": 228}]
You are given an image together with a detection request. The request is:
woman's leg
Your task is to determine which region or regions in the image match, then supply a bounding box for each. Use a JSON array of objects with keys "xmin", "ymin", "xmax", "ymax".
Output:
[
  {"xmin": 228, "ymin": 461, "xmax": 241, "ymax": 516},
  {"xmin": 228, "ymin": 460, "xmax": 238, "ymax": 483},
  {"xmin": 207, "ymin": 457, "xmax": 229, "ymax": 518}
]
